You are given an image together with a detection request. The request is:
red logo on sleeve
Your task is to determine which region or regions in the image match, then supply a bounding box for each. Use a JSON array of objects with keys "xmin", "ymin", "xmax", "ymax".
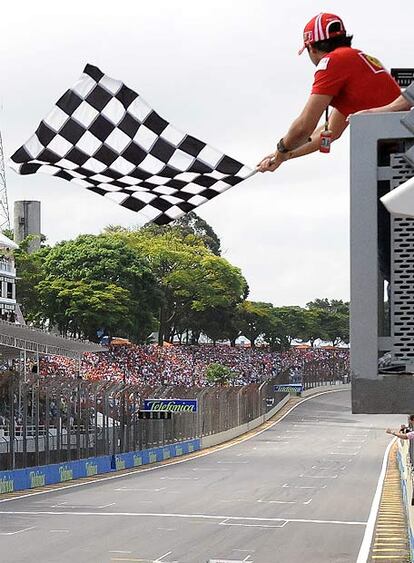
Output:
[{"xmin": 358, "ymin": 52, "xmax": 386, "ymax": 74}]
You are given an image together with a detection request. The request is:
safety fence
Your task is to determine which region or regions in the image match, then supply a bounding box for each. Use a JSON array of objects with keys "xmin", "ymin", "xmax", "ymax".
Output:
[
  {"xmin": 0, "ymin": 372, "xmax": 285, "ymax": 471},
  {"xmin": 0, "ymin": 351, "xmax": 349, "ymax": 471},
  {"xmin": 396, "ymin": 439, "xmax": 414, "ymax": 559},
  {"xmin": 281, "ymin": 353, "xmax": 350, "ymax": 390}
]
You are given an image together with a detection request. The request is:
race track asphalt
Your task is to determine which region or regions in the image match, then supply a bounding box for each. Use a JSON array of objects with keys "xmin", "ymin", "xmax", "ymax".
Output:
[{"xmin": 0, "ymin": 389, "xmax": 404, "ymax": 563}]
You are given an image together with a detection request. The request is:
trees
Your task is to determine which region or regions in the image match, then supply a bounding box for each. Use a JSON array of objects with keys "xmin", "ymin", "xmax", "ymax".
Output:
[
  {"xmin": 239, "ymin": 301, "xmax": 274, "ymax": 348},
  {"xmin": 173, "ymin": 212, "xmax": 222, "ymax": 256},
  {"xmin": 300, "ymin": 309, "xmax": 325, "ymax": 347},
  {"xmin": 37, "ymin": 234, "xmax": 160, "ymax": 341},
  {"xmin": 205, "ymin": 363, "xmax": 235, "ymax": 385},
  {"xmin": 14, "ymin": 243, "xmax": 50, "ymax": 325},
  {"xmin": 12, "ymin": 210, "xmax": 349, "ymax": 348},
  {"xmin": 37, "ymin": 278, "xmax": 133, "ymax": 339},
  {"xmin": 123, "ymin": 228, "xmax": 247, "ymax": 345},
  {"xmin": 262, "ymin": 306, "xmax": 305, "ymax": 352},
  {"xmin": 304, "ymin": 299, "xmax": 350, "ymax": 346}
]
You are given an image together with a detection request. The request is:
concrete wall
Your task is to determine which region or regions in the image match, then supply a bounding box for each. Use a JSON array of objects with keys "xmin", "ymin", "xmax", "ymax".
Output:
[
  {"xmin": 352, "ymin": 375, "xmax": 414, "ymax": 414},
  {"xmin": 350, "ymin": 111, "xmax": 414, "ymax": 413}
]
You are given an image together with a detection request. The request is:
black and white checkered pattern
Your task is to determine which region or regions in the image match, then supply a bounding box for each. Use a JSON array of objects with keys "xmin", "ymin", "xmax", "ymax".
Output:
[{"xmin": 9, "ymin": 64, "xmax": 253, "ymax": 225}]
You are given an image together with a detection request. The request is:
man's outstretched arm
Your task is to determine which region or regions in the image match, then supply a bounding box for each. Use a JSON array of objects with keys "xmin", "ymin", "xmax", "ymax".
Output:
[
  {"xmin": 258, "ymin": 93, "xmax": 333, "ymax": 172},
  {"xmin": 386, "ymin": 427, "xmax": 411, "ymax": 439},
  {"xmin": 288, "ymin": 108, "xmax": 348, "ymax": 160}
]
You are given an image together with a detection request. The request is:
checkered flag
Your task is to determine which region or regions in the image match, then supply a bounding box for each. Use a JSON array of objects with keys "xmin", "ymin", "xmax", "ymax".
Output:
[{"xmin": 9, "ymin": 64, "xmax": 254, "ymax": 225}]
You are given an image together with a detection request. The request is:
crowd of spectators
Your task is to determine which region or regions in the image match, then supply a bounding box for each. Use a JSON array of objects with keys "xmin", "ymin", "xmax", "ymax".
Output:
[{"xmin": 37, "ymin": 344, "xmax": 350, "ymax": 387}]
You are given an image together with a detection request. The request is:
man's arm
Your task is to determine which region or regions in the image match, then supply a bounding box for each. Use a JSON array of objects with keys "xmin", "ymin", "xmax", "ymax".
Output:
[
  {"xmin": 386, "ymin": 428, "xmax": 410, "ymax": 439},
  {"xmin": 258, "ymin": 94, "xmax": 332, "ymax": 172},
  {"xmin": 288, "ymin": 108, "xmax": 348, "ymax": 160},
  {"xmin": 283, "ymin": 94, "xmax": 333, "ymax": 149}
]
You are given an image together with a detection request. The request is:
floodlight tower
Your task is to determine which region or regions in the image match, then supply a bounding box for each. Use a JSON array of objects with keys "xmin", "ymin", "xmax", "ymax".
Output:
[{"xmin": 0, "ymin": 131, "xmax": 11, "ymax": 232}]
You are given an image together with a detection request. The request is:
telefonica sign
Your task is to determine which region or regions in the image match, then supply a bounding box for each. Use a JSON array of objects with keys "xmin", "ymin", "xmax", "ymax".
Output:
[
  {"xmin": 274, "ymin": 384, "xmax": 303, "ymax": 394},
  {"xmin": 143, "ymin": 399, "xmax": 198, "ymax": 413}
]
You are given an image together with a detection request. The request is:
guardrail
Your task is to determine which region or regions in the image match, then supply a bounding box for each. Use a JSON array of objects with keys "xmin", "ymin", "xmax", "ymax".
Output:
[
  {"xmin": 395, "ymin": 439, "xmax": 414, "ymax": 559},
  {"xmin": 0, "ymin": 373, "xmax": 288, "ymax": 471}
]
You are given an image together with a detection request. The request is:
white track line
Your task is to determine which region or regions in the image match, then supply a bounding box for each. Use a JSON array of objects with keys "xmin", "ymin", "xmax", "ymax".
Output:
[
  {"xmin": 0, "ymin": 388, "xmax": 348, "ymax": 505},
  {"xmin": 356, "ymin": 437, "xmax": 396, "ymax": 563},
  {"xmin": 0, "ymin": 510, "xmax": 366, "ymax": 527},
  {"xmin": 0, "ymin": 526, "xmax": 35, "ymax": 535}
]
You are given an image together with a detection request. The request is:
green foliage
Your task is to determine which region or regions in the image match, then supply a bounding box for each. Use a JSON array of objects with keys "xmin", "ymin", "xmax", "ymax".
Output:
[
  {"xmin": 304, "ymin": 299, "xmax": 349, "ymax": 346},
  {"xmin": 172, "ymin": 212, "xmax": 222, "ymax": 255},
  {"xmin": 19, "ymin": 233, "xmax": 160, "ymax": 341},
  {"xmin": 239, "ymin": 301, "xmax": 274, "ymax": 347},
  {"xmin": 14, "ymin": 244, "xmax": 51, "ymax": 325},
  {"xmin": 37, "ymin": 278, "xmax": 133, "ymax": 339},
  {"xmin": 2, "ymin": 228, "xmax": 14, "ymax": 241},
  {"xmin": 122, "ymin": 227, "xmax": 248, "ymax": 344},
  {"xmin": 205, "ymin": 363, "xmax": 235, "ymax": 385},
  {"xmin": 13, "ymin": 213, "xmax": 349, "ymax": 348}
]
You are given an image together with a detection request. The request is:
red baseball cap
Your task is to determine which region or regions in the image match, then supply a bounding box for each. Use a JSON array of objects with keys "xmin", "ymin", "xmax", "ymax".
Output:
[{"xmin": 298, "ymin": 13, "xmax": 346, "ymax": 55}]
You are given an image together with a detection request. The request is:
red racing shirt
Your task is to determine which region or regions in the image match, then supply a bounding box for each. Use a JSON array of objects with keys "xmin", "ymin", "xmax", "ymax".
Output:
[{"xmin": 311, "ymin": 47, "xmax": 401, "ymax": 117}]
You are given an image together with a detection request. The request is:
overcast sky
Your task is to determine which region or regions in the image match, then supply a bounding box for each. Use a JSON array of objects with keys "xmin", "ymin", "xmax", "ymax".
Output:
[{"xmin": 2, "ymin": 1, "xmax": 412, "ymax": 306}]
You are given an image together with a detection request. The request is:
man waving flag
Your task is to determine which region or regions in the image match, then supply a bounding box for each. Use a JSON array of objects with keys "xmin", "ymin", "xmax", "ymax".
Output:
[{"xmin": 9, "ymin": 64, "xmax": 254, "ymax": 225}]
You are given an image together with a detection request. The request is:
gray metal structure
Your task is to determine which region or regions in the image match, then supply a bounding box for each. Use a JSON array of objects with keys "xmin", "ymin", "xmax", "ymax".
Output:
[
  {"xmin": 0, "ymin": 319, "xmax": 104, "ymax": 359},
  {"xmin": 0, "ymin": 132, "xmax": 11, "ymax": 232},
  {"xmin": 13, "ymin": 200, "xmax": 41, "ymax": 253},
  {"xmin": 350, "ymin": 111, "xmax": 414, "ymax": 412}
]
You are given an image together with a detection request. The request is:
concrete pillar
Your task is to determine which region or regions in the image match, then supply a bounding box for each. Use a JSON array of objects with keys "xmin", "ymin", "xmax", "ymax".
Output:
[{"xmin": 13, "ymin": 201, "xmax": 41, "ymax": 253}]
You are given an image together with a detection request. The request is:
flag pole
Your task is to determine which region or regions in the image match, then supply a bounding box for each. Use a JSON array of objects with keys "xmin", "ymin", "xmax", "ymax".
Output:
[{"xmin": 245, "ymin": 168, "xmax": 259, "ymax": 180}]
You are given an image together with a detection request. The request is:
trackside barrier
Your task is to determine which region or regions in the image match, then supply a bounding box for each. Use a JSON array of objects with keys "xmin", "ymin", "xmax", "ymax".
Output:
[
  {"xmin": 200, "ymin": 383, "xmax": 351, "ymax": 449},
  {"xmin": 201, "ymin": 393, "xmax": 290, "ymax": 448},
  {"xmin": 396, "ymin": 440, "xmax": 414, "ymax": 558},
  {"xmin": 0, "ymin": 384, "xmax": 349, "ymax": 495},
  {"xmin": 0, "ymin": 391, "xmax": 290, "ymax": 494},
  {"xmin": 0, "ymin": 439, "xmax": 200, "ymax": 494}
]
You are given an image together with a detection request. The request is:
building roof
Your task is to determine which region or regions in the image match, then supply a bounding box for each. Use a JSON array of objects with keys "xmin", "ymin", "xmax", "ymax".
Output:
[
  {"xmin": 0, "ymin": 320, "xmax": 106, "ymax": 359},
  {"xmin": 0, "ymin": 233, "xmax": 18, "ymax": 250}
]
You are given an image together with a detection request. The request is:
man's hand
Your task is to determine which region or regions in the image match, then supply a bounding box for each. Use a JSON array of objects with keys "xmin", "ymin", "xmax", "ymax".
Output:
[
  {"xmin": 386, "ymin": 428, "xmax": 393, "ymax": 434},
  {"xmin": 257, "ymin": 151, "xmax": 289, "ymax": 173}
]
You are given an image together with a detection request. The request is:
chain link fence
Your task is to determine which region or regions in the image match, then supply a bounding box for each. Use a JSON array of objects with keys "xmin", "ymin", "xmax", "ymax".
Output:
[
  {"xmin": 0, "ymin": 351, "xmax": 349, "ymax": 471},
  {"xmin": 0, "ymin": 372, "xmax": 288, "ymax": 471}
]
